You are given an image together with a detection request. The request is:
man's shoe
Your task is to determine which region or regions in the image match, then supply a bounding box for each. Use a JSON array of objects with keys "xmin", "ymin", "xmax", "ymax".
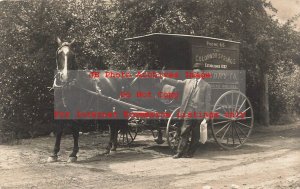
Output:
[{"xmin": 172, "ymin": 153, "xmax": 183, "ymax": 159}]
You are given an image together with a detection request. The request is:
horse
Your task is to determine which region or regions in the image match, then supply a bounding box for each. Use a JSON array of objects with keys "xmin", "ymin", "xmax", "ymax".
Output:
[
  {"xmin": 47, "ymin": 38, "xmax": 116, "ymax": 162},
  {"xmin": 47, "ymin": 37, "xmax": 79, "ymax": 163},
  {"xmin": 48, "ymin": 37, "xmax": 167, "ymax": 162}
]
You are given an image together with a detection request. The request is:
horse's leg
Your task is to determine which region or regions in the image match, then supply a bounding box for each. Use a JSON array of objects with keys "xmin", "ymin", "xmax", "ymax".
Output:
[
  {"xmin": 104, "ymin": 124, "xmax": 113, "ymax": 154},
  {"xmin": 48, "ymin": 122, "xmax": 63, "ymax": 162},
  {"xmin": 67, "ymin": 124, "xmax": 79, "ymax": 163},
  {"xmin": 106, "ymin": 122, "xmax": 118, "ymax": 154},
  {"xmin": 110, "ymin": 122, "xmax": 119, "ymax": 154}
]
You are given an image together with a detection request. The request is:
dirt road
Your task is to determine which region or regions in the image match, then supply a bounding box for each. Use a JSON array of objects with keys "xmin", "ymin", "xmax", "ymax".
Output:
[{"xmin": 0, "ymin": 122, "xmax": 299, "ymax": 189}]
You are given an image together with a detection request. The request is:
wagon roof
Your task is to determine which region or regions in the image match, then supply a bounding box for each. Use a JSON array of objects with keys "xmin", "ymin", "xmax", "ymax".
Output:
[{"xmin": 125, "ymin": 33, "xmax": 240, "ymax": 44}]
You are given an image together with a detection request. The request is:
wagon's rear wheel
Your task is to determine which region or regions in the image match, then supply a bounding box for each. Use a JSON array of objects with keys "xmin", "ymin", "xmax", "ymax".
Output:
[
  {"xmin": 117, "ymin": 125, "xmax": 138, "ymax": 146},
  {"xmin": 166, "ymin": 107, "xmax": 181, "ymax": 151},
  {"xmin": 211, "ymin": 90, "xmax": 254, "ymax": 150}
]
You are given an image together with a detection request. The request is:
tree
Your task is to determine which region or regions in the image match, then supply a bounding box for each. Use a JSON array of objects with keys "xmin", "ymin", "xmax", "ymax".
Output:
[{"xmin": 108, "ymin": 0, "xmax": 300, "ymax": 124}]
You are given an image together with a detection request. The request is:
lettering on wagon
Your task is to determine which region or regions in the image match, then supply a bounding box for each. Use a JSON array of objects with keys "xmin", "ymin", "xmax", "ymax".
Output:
[{"xmin": 195, "ymin": 53, "xmax": 236, "ymax": 65}]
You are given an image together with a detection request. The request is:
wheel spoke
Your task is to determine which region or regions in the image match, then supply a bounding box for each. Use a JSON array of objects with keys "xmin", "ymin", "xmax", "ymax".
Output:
[
  {"xmin": 219, "ymin": 113, "xmax": 231, "ymax": 120},
  {"xmin": 237, "ymin": 99, "xmax": 246, "ymax": 112},
  {"xmin": 221, "ymin": 122, "xmax": 232, "ymax": 141},
  {"xmin": 215, "ymin": 122, "xmax": 231, "ymax": 135},
  {"xmin": 237, "ymin": 117, "xmax": 252, "ymax": 120},
  {"xmin": 214, "ymin": 105, "xmax": 228, "ymax": 115},
  {"xmin": 214, "ymin": 106, "xmax": 223, "ymax": 112},
  {"xmin": 236, "ymin": 121, "xmax": 252, "ymax": 129},
  {"xmin": 233, "ymin": 124, "xmax": 242, "ymax": 144},
  {"xmin": 232, "ymin": 123, "xmax": 235, "ymax": 146},
  {"xmin": 214, "ymin": 119, "xmax": 231, "ymax": 125},
  {"xmin": 236, "ymin": 124, "xmax": 248, "ymax": 138},
  {"xmin": 240, "ymin": 106, "xmax": 251, "ymax": 114},
  {"xmin": 234, "ymin": 93, "xmax": 241, "ymax": 113},
  {"xmin": 126, "ymin": 132, "xmax": 129, "ymax": 144}
]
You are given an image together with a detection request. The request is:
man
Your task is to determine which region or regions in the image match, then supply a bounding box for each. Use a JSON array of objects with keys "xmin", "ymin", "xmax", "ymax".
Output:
[{"xmin": 161, "ymin": 63, "xmax": 211, "ymax": 158}]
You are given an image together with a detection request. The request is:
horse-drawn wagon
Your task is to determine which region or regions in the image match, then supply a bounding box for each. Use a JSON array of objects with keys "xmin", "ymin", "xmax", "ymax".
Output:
[{"xmin": 50, "ymin": 33, "xmax": 254, "ymax": 162}]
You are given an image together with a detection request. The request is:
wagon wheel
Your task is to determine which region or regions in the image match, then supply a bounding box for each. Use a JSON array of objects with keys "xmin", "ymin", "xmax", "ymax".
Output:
[
  {"xmin": 117, "ymin": 125, "xmax": 138, "ymax": 146},
  {"xmin": 211, "ymin": 90, "xmax": 254, "ymax": 150},
  {"xmin": 166, "ymin": 107, "xmax": 181, "ymax": 151}
]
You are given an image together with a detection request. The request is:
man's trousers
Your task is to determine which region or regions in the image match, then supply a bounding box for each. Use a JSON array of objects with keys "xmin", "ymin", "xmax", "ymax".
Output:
[{"xmin": 177, "ymin": 118, "xmax": 200, "ymax": 155}]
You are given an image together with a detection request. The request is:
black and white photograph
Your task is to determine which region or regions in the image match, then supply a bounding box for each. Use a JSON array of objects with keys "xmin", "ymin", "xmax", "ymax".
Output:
[{"xmin": 0, "ymin": 0, "xmax": 299, "ymax": 188}]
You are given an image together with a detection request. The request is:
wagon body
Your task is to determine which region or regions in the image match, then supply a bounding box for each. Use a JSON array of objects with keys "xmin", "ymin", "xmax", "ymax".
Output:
[
  {"xmin": 120, "ymin": 33, "xmax": 254, "ymax": 150},
  {"xmin": 125, "ymin": 33, "xmax": 243, "ymax": 107}
]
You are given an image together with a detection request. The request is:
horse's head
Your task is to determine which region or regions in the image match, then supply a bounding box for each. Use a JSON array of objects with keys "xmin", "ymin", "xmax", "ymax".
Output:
[{"xmin": 56, "ymin": 37, "xmax": 77, "ymax": 83}]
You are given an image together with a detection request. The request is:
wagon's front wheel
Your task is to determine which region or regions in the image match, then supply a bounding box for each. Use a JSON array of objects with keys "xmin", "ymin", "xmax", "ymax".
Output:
[
  {"xmin": 117, "ymin": 125, "xmax": 138, "ymax": 146},
  {"xmin": 211, "ymin": 90, "xmax": 254, "ymax": 150},
  {"xmin": 166, "ymin": 107, "xmax": 181, "ymax": 152}
]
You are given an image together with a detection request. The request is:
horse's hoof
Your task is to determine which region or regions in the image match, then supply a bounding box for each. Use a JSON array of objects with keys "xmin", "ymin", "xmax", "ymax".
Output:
[
  {"xmin": 47, "ymin": 156, "xmax": 58, "ymax": 163},
  {"xmin": 67, "ymin": 156, "xmax": 77, "ymax": 163}
]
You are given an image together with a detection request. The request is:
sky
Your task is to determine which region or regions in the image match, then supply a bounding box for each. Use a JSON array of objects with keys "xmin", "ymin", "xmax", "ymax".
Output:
[{"xmin": 268, "ymin": 0, "xmax": 300, "ymax": 30}]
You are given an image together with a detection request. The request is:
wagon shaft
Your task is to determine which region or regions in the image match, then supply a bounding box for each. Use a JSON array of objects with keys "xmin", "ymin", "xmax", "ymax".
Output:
[{"xmin": 79, "ymin": 86, "xmax": 158, "ymax": 113}]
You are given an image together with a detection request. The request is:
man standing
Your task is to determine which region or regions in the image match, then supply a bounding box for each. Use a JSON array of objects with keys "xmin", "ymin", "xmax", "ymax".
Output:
[{"xmin": 161, "ymin": 63, "xmax": 211, "ymax": 158}]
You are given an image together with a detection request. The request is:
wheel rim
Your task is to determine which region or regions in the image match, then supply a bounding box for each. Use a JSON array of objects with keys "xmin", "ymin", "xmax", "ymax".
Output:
[
  {"xmin": 166, "ymin": 107, "xmax": 181, "ymax": 151},
  {"xmin": 211, "ymin": 90, "xmax": 254, "ymax": 150}
]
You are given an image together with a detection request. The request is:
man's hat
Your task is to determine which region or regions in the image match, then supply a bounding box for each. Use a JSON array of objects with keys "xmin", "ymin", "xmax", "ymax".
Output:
[{"xmin": 192, "ymin": 63, "xmax": 202, "ymax": 69}]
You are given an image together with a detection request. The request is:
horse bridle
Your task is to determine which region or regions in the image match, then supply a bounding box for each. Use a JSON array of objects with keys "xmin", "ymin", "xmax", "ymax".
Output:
[{"xmin": 52, "ymin": 42, "xmax": 76, "ymax": 89}]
